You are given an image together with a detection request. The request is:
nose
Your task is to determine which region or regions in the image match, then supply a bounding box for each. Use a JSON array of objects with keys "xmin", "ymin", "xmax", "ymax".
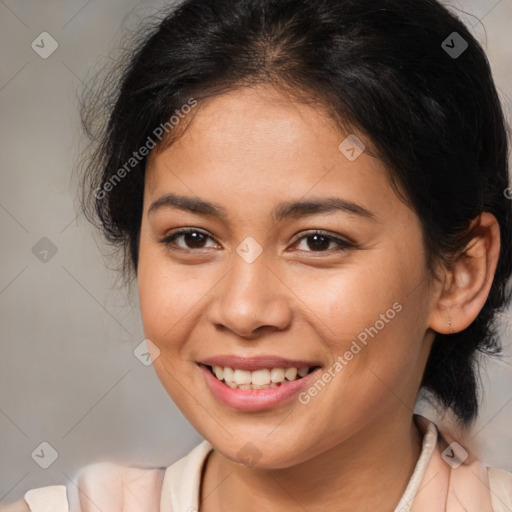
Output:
[{"xmin": 206, "ymin": 253, "xmax": 292, "ymax": 339}]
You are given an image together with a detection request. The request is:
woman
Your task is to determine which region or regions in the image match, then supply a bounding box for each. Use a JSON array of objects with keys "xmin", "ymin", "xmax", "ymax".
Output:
[{"xmin": 3, "ymin": 0, "xmax": 512, "ymax": 510}]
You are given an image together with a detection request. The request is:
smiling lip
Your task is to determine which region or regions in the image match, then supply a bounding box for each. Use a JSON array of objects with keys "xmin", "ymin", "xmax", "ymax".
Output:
[
  {"xmin": 198, "ymin": 355, "xmax": 322, "ymax": 371},
  {"xmin": 197, "ymin": 355, "xmax": 322, "ymax": 412}
]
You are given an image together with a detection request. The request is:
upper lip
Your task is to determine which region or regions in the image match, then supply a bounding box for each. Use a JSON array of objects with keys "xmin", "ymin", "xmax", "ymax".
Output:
[{"xmin": 199, "ymin": 355, "xmax": 322, "ymax": 371}]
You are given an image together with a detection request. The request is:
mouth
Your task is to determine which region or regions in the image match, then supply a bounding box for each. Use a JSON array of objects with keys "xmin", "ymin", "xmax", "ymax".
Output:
[
  {"xmin": 202, "ymin": 364, "xmax": 320, "ymax": 390},
  {"xmin": 197, "ymin": 357, "xmax": 323, "ymax": 411}
]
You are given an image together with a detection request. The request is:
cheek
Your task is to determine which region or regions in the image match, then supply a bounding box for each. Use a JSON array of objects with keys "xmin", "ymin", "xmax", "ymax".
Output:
[
  {"xmin": 137, "ymin": 238, "xmax": 201, "ymax": 349},
  {"xmin": 136, "ymin": 242, "xmax": 204, "ymax": 408},
  {"xmin": 305, "ymin": 256, "xmax": 422, "ymax": 344},
  {"xmin": 304, "ymin": 247, "xmax": 430, "ymax": 394},
  {"xmin": 326, "ymin": 305, "xmax": 427, "ymax": 429}
]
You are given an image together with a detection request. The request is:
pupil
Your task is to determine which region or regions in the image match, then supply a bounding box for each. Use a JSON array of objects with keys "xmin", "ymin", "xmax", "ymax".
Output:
[
  {"xmin": 308, "ymin": 235, "xmax": 329, "ymax": 251},
  {"xmin": 186, "ymin": 232, "xmax": 206, "ymax": 248}
]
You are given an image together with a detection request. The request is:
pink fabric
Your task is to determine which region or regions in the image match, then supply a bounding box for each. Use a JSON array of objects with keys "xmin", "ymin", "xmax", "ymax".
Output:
[{"xmin": 406, "ymin": 417, "xmax": 493, "ymax": 511}]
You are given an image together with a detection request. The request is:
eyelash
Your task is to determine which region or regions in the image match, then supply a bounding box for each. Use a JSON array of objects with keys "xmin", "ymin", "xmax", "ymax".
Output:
[{"xmin": 158, "ymin": 228, "xmax": 354, "ymax": 254}]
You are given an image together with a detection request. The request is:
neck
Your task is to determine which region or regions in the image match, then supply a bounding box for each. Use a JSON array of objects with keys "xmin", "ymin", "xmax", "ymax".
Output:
[{"xmin": 200, "ymin": 414, "xmax": 423, "ymax": 512}]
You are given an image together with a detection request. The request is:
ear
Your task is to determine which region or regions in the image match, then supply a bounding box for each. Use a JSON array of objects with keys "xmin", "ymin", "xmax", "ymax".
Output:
[{"xmin": 428, "ymin": 212, "xmax": 501, "ymax": 334}]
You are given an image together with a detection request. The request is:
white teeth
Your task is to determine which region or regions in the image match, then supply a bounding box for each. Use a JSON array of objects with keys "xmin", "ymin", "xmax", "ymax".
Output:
[
  {"xmin": 285, "ymin": 367, "xmax": 297, "ymax": 380},
  {"xmin": 270, "ymin": 367, "xmax": 285, "ymax": 382},
  {"xmin": 251, "ymin": 369, "xmax": 271, "ymax": 385},
  {"xmin": 238, "ymin": 383, "xmax": 279, "ymax": 390},
  {"xmin": 234, "ymin": 369, "xmax": 252, "ymax": 385},
  {"xmin": 223, "ymin": 367, "xmax": 234, "ymax": 382},
  {"xmin": 213, "ymin": 365, "xmax": 224, "ymax": 380},
  {"xmin": 209, "ymin": 364, "xmax": 315, "ymax": 390}
]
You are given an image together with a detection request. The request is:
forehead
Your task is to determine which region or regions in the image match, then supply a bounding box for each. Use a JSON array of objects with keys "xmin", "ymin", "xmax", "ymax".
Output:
[{"xmin": 144, "ymin": 85, "xmax": 396, "ymax": 218}]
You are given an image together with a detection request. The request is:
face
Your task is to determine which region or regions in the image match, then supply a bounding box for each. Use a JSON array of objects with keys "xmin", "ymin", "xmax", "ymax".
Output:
[{"xmin": 137, "ymin": 85, "xmax": 438, "ymax": 469}]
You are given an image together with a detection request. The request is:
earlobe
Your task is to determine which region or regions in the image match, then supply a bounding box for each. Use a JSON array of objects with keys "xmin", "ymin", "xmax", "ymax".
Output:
[{"xmin": 428, "ymin": 212, "xmax": 501, "ymax": 335}]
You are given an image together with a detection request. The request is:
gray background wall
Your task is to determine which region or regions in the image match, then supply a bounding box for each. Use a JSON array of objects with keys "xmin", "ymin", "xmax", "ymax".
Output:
[{"xmin": 1, "ymin": 0, "xmax": 511, "ymax": 504}]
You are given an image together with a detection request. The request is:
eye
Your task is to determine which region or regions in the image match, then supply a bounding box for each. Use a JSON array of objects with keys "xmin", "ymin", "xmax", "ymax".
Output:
[
  {"xmin": 159, "ymin": 228, "xmax": 354, "ymax": 254},
  {"xmin": 291, "ymin": 230, "xmax": 354, "ymax": 253},
  {"xmin": 159, "ymin": 228, "xmax": 218, "ymax": 251}
]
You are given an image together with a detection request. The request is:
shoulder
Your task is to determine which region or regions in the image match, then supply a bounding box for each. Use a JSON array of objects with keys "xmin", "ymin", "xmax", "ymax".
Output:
[
  {"xmin": 441, "ymin": 446, "xmax": 512, "ymax": 510},
  {"xmin": 68, "ymin": 460, "xmax": 166, "ymax": 511},
  {"xmin": 413, "ymin": 415, "xmax": 512, "ymax": 511},
  {"xmin": 1, "ymin": 441, "xmax": 212, "ymax": 512},
  {"xmin": 1, "ymin": 463, "xmax": 165, "ymax": 512},
  {"xmin": 0, "ymin": 486, "xmax": 67, "ymax": 512},
  {"xmin": 488, "ymin": 467, "xmax": 512, "ymax": 512}
]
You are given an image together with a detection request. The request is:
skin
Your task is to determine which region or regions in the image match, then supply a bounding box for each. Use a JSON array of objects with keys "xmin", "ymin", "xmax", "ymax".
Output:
[{"xmin": 136, "ymin": 85, "xmax": 500, "ymax": 512}]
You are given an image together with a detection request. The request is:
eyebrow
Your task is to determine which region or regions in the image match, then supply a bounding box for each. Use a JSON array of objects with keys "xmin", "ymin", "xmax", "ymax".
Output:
[{"xmin": 148, "ymin": 193, "xmax": 376, "ymax": 222}]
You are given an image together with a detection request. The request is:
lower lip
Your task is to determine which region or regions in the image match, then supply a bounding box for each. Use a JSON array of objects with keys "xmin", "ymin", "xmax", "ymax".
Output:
[{"xmin": 199, "ymin": 364, "xmax": 321, "ymax": 411}]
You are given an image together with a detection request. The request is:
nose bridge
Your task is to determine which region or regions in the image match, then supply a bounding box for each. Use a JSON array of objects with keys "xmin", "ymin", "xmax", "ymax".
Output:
[{"xmin": 208, "ymin": 248, "xmax": 291, "ymax": 337}]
